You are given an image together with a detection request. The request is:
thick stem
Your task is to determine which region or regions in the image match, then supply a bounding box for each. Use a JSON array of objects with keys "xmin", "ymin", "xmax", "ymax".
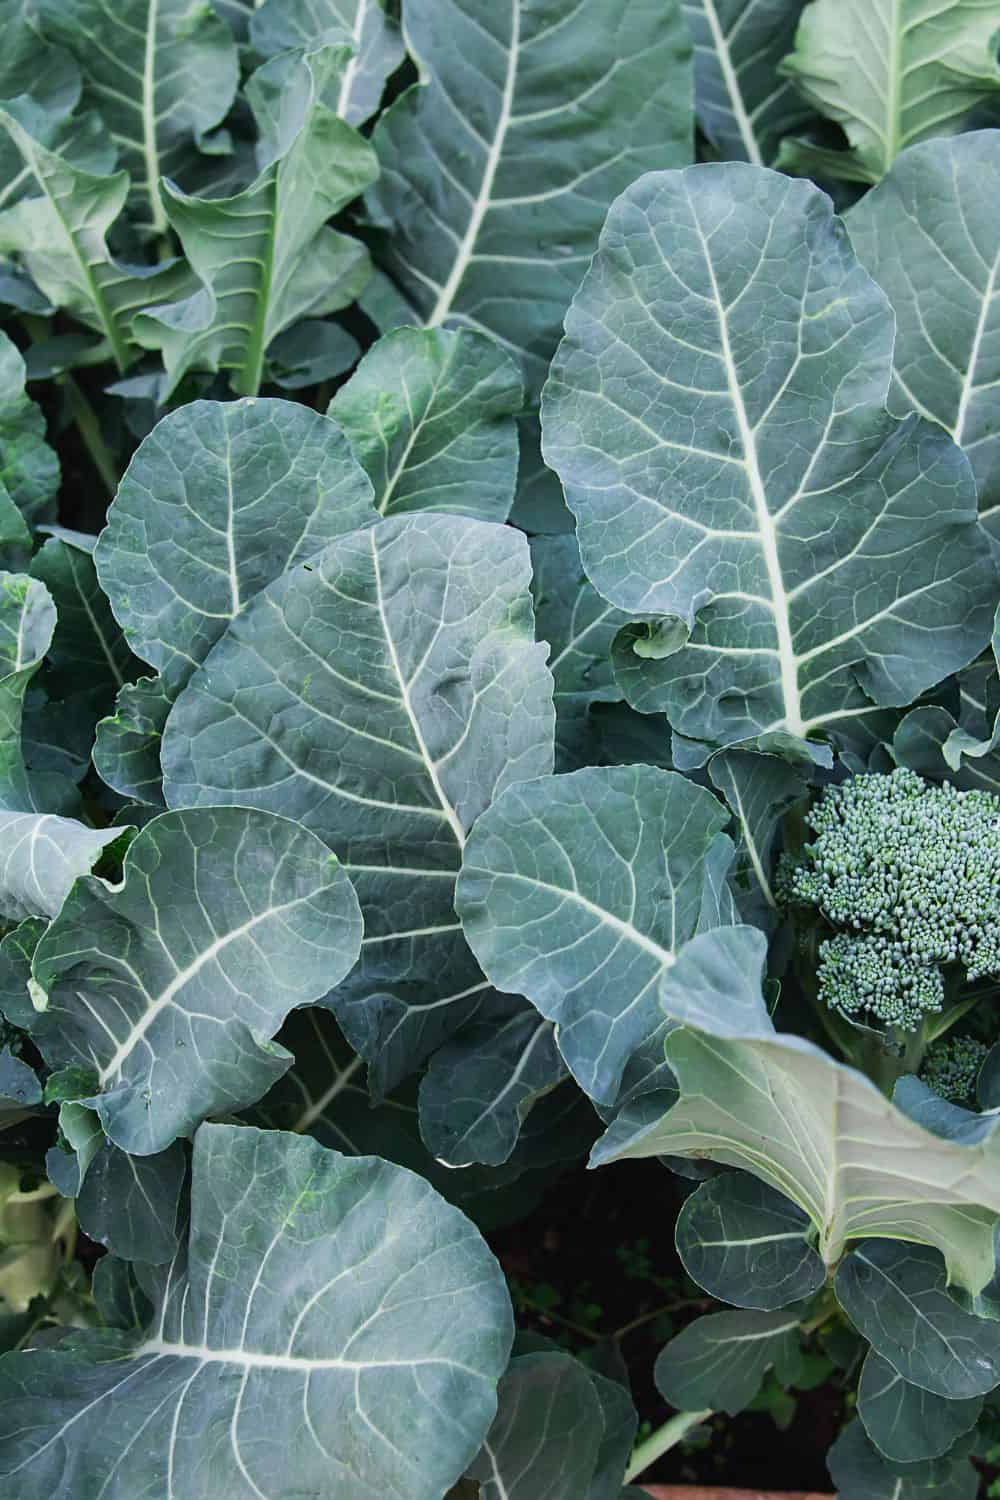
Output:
[
  {"xmin": 63, "ymin": 375, "xmax": 119, "ymax": 498},
  {"xmin": 623, "ymin": 1410, "xmax": 713, "ymax": 1485}
]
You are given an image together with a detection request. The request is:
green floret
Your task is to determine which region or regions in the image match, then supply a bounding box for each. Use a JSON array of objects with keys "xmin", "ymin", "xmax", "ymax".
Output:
[
  {"xmin": 788, "ymin": 767, "xmax": 1000, "ymax": 1032},
  {"xmin": 920, "ymin": 1036, "xmax": 988, "ymax": 1105}
]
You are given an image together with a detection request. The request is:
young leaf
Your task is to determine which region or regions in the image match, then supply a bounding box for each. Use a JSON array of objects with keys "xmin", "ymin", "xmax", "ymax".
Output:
[
  {"xmin": 329, "ymin": 327, "xmax": 523, "ymax": 521},
  {"xmin": 24, "ymin": 806, "xmax": 363, "ymax": 1154},
  {"xmin": 0, "ymin": 570, "xmax": 80, "ymax": 814},
  {"xmin": 34, "ymin": 0, "xmax": 240, "ymax": 236},
  {"xmin": 836, "ymin": 1241, "xmax": 1000, "ymax": 1398},
  {"xmin": 0, "ymin": 331, "xmax": 59, "ymax": 527},
  {"xmin": 541, "ymin": 164, "xmax": 996, "ymax": 757},
  {"xmin": 778, "ymin": 0, "xmax": 1000, "ymax": 184},
  {"xmin": 135, "ymin": 46, "xmax": 377, "ymax": 396},
  {"xmin": 369, "ymin": 0, "xmax": 694, "ymax": 398},
  {"xmin": 0, "ymin": 811, "xmax": 123, "ymax": 922},
  {"xmin": 0, "ymin": 1047, "xmax": 42, "ymax": 1129},
  {"xmin": 456, "ymin": 764, "xmax": 735, "ymax": 1104},
  {"xmin": 465, "ymin": 1352, "xmax": 605, "ymax": 1500},
  {"xmin": 858, "ymin": 1349, "xmax": 983, "ymax": 1464},
  {"xmin": 708, "ymin": 749, "xmax": 807, "ymax": 922},
  {"xmin": 0, "ymin": 100, "xmax": 190, "ymax": 373},
  {"xmin": 596, "ymin": 925, "xmax": 1000, "ymax": 1296},
  {"xmin": 529, "ymin": 535, "xmax": 630, "ymax": 772},
  {"xmin": 683, "ymin": 0, "xmax": 814, "ymax": 165},
  {"xmin": 162, "ymin": 514, "xmax": 555, "ymax": 1097},
  {"xmin": 848, "ymin": 131, "xmax": 1000, "ymax": 541},
  {"xmin": 93, "ymin": 674, "xmax": 171, "ymax": 806},
  {"xmin": 0, "ymin": 1123, "xmax": 515, "ymax": 1499},
  {"xmin": 418, "ymin": 998, "xmax": 565, "ymax": 1167},
  {"xmin": 676, "ymin": 1173, "xmax": 826, "ymax": 1309},
  {"xmin": 250, "ymin": 0, "xmax": 404, "ymax": 125},
  {"xmin": 654, "ymin": 1305, "xmax": 804, "ymax": 1415},
  {"xmin": 29, "ymin": 533, "xmax": 139, "ymax": 713}
]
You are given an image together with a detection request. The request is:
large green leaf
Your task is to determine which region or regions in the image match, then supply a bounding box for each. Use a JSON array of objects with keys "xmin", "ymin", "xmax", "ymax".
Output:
[
  {"xmin": 848, "ymin": 131, "xmax": 1000, "ymax": 541},
  {"xmin": 250, "ymin": 0, "xmax": 404, "ymax": 124},
  {"xmin": 329, "ymin": 327, "xmax": 523, "ymax": 522},
  {"xmin": 0, "ymin": 100, "xmax": 190, "ymax": 373},
  {"xmin": 369, "ymin": 0, "xmax": 693, "ymax": 399},
  {"xmin": 778, "ymin": 0, "xmax": 1000, "ymax": 184},
  {"xmin": 529, "ymin": 535, "xmax": 630, "ymax": 772},
  {"xmin": 683, "ymin": 0, "xmax": 813, "ymax": 165},
  {"xmin": 837, "ymin": 1241, "xmax": 1000, "ymax": 1398},
  {"xmin": 858, "ymin": 1349, "xmax": 982, "ymax": 1464},
  {"xmin": 828, "ymin": 1420, "xmax": 978, "ymax": 1500},
  {"xmin": 0, "ymin": 330, "xmax": 59, "ymax": 527},
  {"xmin": 595, "ymin": 925, "xmax": 1000, "ymax": 1295},
  {"xmin": 541, "ymin": 164, "xmax": 996, "ymax": 758},
  {"xmin": 0, "ymin": 1122, "xmax": 514, "ymax": 1499},
  {"xmin": 676, "ymin": 1173, "xmax": 825, "ymax": 1309},
  {"xmin": 162, "ymin": 513, "xmax": 554, "ymax": 1096},
  {"xmin": 465, "ymin": 1352, "xmax": 604, "ymax": 1499},
  {"xmin": 22, "ymin": 806, "xmax": 363, "ymax": 1154},
  {"xmin": 456, "ymin": 764, "xmax": 734, "ymax": 1104},
  {"xmin": 35, "ymin": 0, "xmax": 239, "ymax": 236},
  {"xmin": 135, "ymin": 46, "xmax": 377, "ymax": 396},
  {"xmin": 654, "ymin": 1304, "xmax": 804, "ymax": 1415}
]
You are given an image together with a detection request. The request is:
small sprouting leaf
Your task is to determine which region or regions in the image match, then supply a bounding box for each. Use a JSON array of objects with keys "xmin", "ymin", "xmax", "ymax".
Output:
[
  {"xmin": 676, "ymin": 1173, "xmax": 825, "ymax": 1309},
  {"xmin": 329, "ymin": 327, "xmax": 523, "ymax": 522}
]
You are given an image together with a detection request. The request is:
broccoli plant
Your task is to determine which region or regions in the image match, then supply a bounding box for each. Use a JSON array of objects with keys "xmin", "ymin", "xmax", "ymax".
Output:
[{"xmin": 920, "ymin": 1035, "xmax": 989, "ymax": 1105}]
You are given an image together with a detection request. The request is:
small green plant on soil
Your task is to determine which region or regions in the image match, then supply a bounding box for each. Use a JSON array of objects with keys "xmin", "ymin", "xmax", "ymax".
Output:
[{"xmin": 3, "ymin": 1, "xmax": 1000, "ymax": 1498}]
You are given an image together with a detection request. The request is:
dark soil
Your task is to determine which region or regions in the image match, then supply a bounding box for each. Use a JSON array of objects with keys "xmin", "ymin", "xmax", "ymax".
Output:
[{"xmin": 489, "ymin": 1157, "xmax": 846, "ymax": 1494}]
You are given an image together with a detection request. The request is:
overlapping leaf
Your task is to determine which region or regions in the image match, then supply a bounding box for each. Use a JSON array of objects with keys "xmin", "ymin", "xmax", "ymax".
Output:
[
  {"xmin": 858, "ymin": 1349, "xmax": 983, "ymax": 1463},
  {"xmin": 541, "ymin": 163, "xmax": 996, "ymax": 758},
  {"xmin": 135, "ymin": 46, "xmax": 377, "ymax": 395},
  {"xmin": 848, "ymin": 131, "xmax": 1000, "ymax": 541},
  {"xmin": 369, "ymin": 0, "xmax": 693, "ymax": 399},
  {"xmin": 456, "ymin": 764, "xmax": 735, "ymax": 1104},
  {"xmin": 20, "ymin": 806, "xmax": 363, "ymax": 1154},
  {"xmin": 0, "ymin": 1123, "xmax": 514, "ymax": 1500},
  {"xmin": 250, "ymin": 0, "xmax": 404, "ymax": 124},
  {"xmin": 35, "ymin": 0, "xmax": 239, "ymax": 235},
  {"xmin": 779, "ymin": 0, "xmax": 1000, "ymax": 183},
  {"xmin": 330, "ymin": 327, "xmax": 523, "ymax": 521},
  {"xmin": 465, "ymin": 1352, "xmax": 605, "ymax": 1499},
  {"xmin": 676, "ymin": 1173, "xmax": 825, "ymax": 1309},
  {"xmin": 162, "ymin": 513, "xmax": 554, "ymax": 1096},
  {"xmin": 0, "ymin": 331, "xmax": 59, "ymax": 527},
  {"xmin": 595, "ymin": 925, "xmax": 1000, "ymax": 1295}
]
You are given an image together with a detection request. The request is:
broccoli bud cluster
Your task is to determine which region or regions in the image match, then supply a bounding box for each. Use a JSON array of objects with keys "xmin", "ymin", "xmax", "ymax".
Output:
[
  {"xmin": 785, "ymin": 768, "xmax": 1000, "ymax": 1032},
  {"xmin": 920, "ymin": 1036, "xmax": 988, "ymax": 1105}
]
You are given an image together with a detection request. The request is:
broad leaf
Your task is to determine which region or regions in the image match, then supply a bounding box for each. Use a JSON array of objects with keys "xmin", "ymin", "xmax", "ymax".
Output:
[
  {"xmin": 35, "ymin": 0, "xmax": 239, "ymax": 235},
  {"xmin": 596, "ymin": 925, "xmax": 1000, "ymax": 1295},
  {"xmin": 456, "ymin": 764, "xmax": 734, "ymax": 1104},
  {"xmin": 465, "ymin": 1351, "xmax": 604, "ymax": 1499},
  {"xmin": 858, "ymin": 1349, "xmax": 982, "ymax": 1463},
  {"xmin": 848, "ymin": 131, "xmax": 1000, "ymax": 542},
  {"xmin": 541, "ymin": 164, "xmax": 996, "ymax": 758},
  {"xmin": 654, "ymin": 1304, "xmax": 804, "ymax": 1415},
  {"xmin": 162, "ymin": 513, "xmax": 554, "ymax": 1096},
  {"xmin": 250, "ymin": 0, "xmax": 404, "ymax": 124},
  {"xmin": 329, "ymin": 327, "xmax": 523, "ymax": 522},
  {"xmin": 418, "ymin": 998, "xmax": 565, "ymax": 1167},
  {"xmin": 529, "ymin": 535, "xmax": 630, "ymax": 771},
  {"xmin": 683, "ymin": 0, "xmax": 813, "ymax": 165},
  {"xmin": 369, "ymin": 0, "xmax": 694, "ymax": 399},
  {"xmin": 23, "ymin": 806, "xmax": 363, "ymax": 1154},
  {"xmin": 837, "ymin": 1240, "xmax": 1000, "ymax": 1398},
  {"xmin": 778, "ymin": 0, "xmax": 1000, "ymax": 184},
  {"xmin": 828, "ymin": 1420, "xmax": 979, "ymax": 1500},
  {"xmin": 0, "ymin": 1122, "xmax": 514, "ymax": 1499},
  {"xmin": 708, "ymin": 749, "xmax": 806, "ymax": 922},
  {"xmin": 0, "ymin": 330, "xmax": 59, "ymax": 527},
  {"xmin": 0, "ymin": 100, "xmax": 190, "ymax": 374},
  {"xmin": 676, "ymin": 1173, "xmax": 825, "ymax": 1309},
  {"xmin": 135, "ymin": 46, "xmax": 377, "ymax": 395}
]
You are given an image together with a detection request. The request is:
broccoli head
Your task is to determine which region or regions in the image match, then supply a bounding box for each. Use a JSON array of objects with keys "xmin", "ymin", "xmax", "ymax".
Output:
[
  {"xmin": 785, "ymin": 767, "xmax": 1000, "ymax": 1032},
  {"xmin": 920, "ymin": 1036, "xmax": 988, "ymax": 1105}
]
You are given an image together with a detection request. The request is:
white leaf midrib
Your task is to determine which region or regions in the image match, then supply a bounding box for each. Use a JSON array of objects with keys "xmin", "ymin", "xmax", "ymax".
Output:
[{"xmin": 426, "ymin": 0, "xmax": 521, "ymax": 326}]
